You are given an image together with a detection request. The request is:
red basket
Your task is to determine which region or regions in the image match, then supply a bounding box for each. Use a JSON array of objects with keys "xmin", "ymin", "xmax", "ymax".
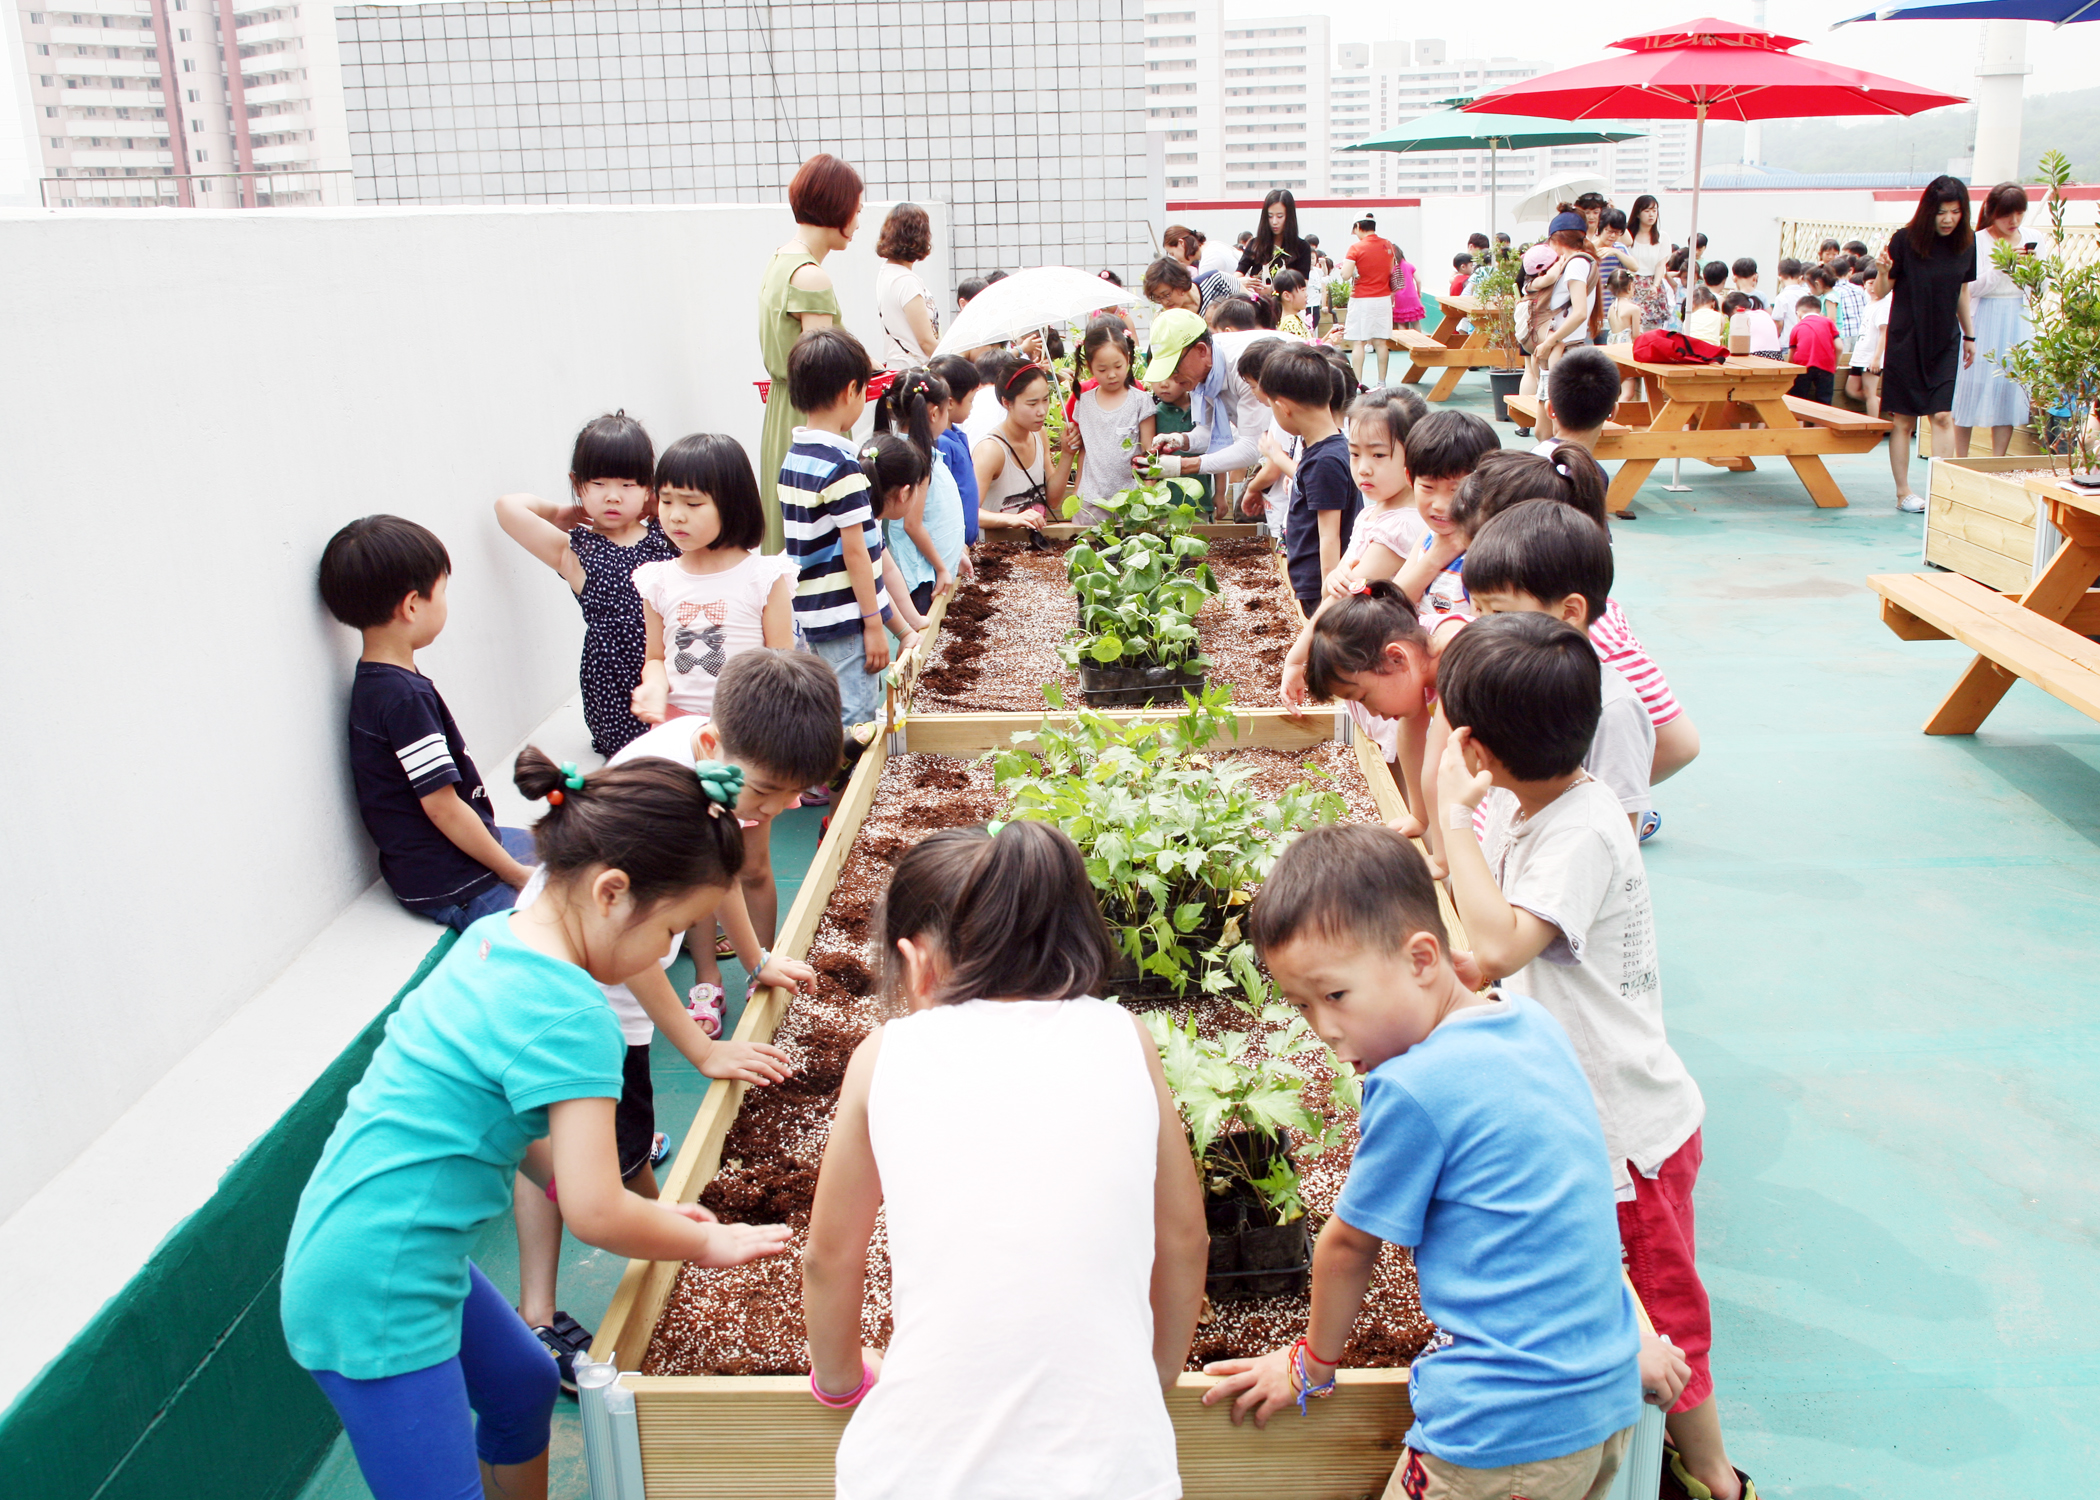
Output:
[{"xmin": 754, "ymin": 370, "xmax": 897, "ymax": 406}]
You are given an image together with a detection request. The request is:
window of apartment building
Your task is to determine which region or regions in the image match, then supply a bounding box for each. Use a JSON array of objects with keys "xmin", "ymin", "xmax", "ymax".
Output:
[{"xmin": 177, "ymin": 27, "xmax": 190, "ymax": 39}]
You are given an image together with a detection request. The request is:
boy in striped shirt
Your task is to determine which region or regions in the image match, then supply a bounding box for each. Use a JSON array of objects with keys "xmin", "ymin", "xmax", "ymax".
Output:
[
  {"xmin": 780, "ymin": 328, "xmax": 924, "ymax": 729},
  {"xmin": 319, "ymin": 514, "xmax": 537, "ymax": 930}
]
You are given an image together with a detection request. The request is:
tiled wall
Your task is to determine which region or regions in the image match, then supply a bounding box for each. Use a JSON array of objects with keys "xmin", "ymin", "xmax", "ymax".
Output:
[{"xmin": 335, "ymin": 0, "xmax": 1155, "ymax": 281}]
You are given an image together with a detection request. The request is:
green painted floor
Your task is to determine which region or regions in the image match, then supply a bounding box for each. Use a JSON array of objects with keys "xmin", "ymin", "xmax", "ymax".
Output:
[{"xmin": 301, "ymin": 389, "xmax": 2100, "ymax": 1498}]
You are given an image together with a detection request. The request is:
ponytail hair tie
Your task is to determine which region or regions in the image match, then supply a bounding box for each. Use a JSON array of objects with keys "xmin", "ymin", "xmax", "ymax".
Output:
[
  {"xmin": 547, "ymin": 760, "xmax": 586, "ymax": 804},
  {"xmin": 1351, "ymin": 579, "xmax": 1373, "ymax": 596},
  {"xmin": 1555, "ymin": 461, "xmax": 1570, "ymax": 477},
  {"xmin": 694, "ymin": 760, "xmax": 746, "ymax": 813}
]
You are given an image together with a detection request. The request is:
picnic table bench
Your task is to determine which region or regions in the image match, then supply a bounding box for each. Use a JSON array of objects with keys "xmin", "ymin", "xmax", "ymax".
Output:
[
  {"xmin": 1869, "ymin": 474, "xmax": 2100, "ymax": 733},
  {"xmin": 1396, "ymin": 293, "xmax": 1520, "ymax": 402},
  {"xmin": 1595, "ymin": 349, "xmax": 1892, "ymax": 514}
]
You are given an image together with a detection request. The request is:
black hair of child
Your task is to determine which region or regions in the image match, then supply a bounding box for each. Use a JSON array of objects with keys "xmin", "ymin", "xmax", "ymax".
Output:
[
  {"xmin": 1208, "ymin": 297, "xmax": 1258, "ymax": 331},
  {"xmin": 1400, "ymin": 408, "xmax": 1500, "ymax": 483},
  {"xmin": 876, "ymin": 825, "xmax": 992, "ymax": 1005},
  {"xmin": 1702, "ymin": 260, "xmax": 1729, "ymax": 288},
  {"xmin": 1467, "ymin": 232, "xmax": 1491, "ymax": 251},
  {"xmin": 1843, "ymin": 239, "xmax": 1870, "ymax": 259},
  {"xmin": 858, "ymin": 431, "xmax": 930, "ymax": 517},
  {"xmin": 932, "ymin": 820, "xmax": 1118, "ymax": 1006},
  {"xmin": 1462, "ymin": 499, "xmax": 1614, "ymax": 626},
  {"xmin": 786, "ymin": 326, "xmax": 875, "ymax": 413},
  {"xmin": 1448, "ymin": 446, "xmax": 1609, "ymax": 537},
  {"xmin": 654, "ymin": 434, "xmax": 765, "ymax": 552},
  {"xmin": 928, "ymin": 352, "xmax": 983, "ymax": 398},
  {"xmin": 570, "ymin": 409, "xmax": 656, "ymax": 489},
  {"xmin": 1346, "ymin": 385, "xmax": 1425, "ymax": 454},
  {"xmin": 711, "ymin": 647, "xmax": 845, "ymax": 790},
  {"xmin": 1305, "ymin": 579, "xmax": 1431, "ymax": 699},
  {"xmin": 1731, "ymin": 256, "xmax": 1757, "ymax": 278},
  {"xmin": 875, "ymin": 367, "xmax": 951, "ymax": 457},
  {"xmin": 1544, "ymin": 347, "xmax": 1620, "ymax": 434},
  {"xmin": 1250, "ymin": 822, "xmax": 1448, "ymax": 960},
  {"xmin": 1237, "ymin": 336, "xmax": 1283, "ymax": 385},
  {"xmin": 1721, "ymin": 291, "xmax": 1750, "ymax": 317},
  {"xmin": 973, "ymin": 346, "xmax": 1030, "ymax": 399},
  {"xmin": 1079, "ymin": 314, "xmax": 1138, "ymax": 377},
  {"xmin": 1778, "ymin": 256, "xmax": 1803, "ymax": 280},
  {"xmin": 956, "ymin": 276, "xmax": 988, "ymax": 305},
  {"xmin": 1436, "ymin": 612, "xmax": 1601, "ymax": 783},
  {"xmin": 318, "ymin": 514, "xmax": 450, "ymax": 629},
  {"xmin": 1805, "ymin": 265, "xmax": 1836, "ymax": 291},
  {"xmin": 1259, "ymin": 343, "xmax": 1344, "ymax": 409},
  {"xmin": 1454, "ymin": 251, "xmax": 1474, "ymax": 270},
  {"xmin": 1272, "ymin": 268, "xmax": 1307, "ymax": 297},
  {"xmin": 514, "ymin": 744, "xmax": 743, "ymax": 907},
  {"xmin": 1795, "ymin": 294, "xmax": 1823, "ymax": 316}
]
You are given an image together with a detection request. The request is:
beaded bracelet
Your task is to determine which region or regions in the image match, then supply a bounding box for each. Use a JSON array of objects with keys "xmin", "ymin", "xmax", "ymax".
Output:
[
  {"xmin": 809, "ymin": 1359, "xmax": 874, "ymax": 1409},
  {"xmin": 1290, "ymin": 1337, "xmax": 1338, "ymax": 1416}
]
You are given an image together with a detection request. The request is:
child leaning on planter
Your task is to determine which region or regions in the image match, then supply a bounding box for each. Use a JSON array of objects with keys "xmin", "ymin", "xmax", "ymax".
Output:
[
  {"xmin": 1265, "ymin": 342, "xmax": 1361, "ymax": 615},
  {"xmin": 801, "ymin": 821, "xmax": 1209, "ymax": 1499},
  {"xmin": 512, "ymin": 649, "xmax": 842, "ymax": 1389},
  {"xmin": 780, "ymin": 327, "xmax": 928, "ymax": 735},
  {"xmin": 1202, "ymin": 823, "xmax": 1691, "ymax": 1498},
  {"xmin": 1433, "ymin": 613, "xmax": 1759, "ymax": 1500},
  {"xmin": 281, "ymin": 751, "xmax": 796, "ymax": 1500}
]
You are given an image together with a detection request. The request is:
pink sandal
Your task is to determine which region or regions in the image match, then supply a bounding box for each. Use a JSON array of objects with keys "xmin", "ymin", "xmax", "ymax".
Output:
[{"xmin": 686, "ymin": 983, "xmax": 725, "ymax": 1039}]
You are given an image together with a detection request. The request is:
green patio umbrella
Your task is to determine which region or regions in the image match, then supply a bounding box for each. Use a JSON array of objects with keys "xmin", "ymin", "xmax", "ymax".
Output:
[{"xmin": 1345, "ymin": 106, "xmax": 1647, "ymax": 237}]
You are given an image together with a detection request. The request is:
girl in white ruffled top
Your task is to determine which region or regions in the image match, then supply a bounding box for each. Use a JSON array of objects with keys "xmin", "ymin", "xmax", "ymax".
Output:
[{"xmin": 802, "ymin": 821, "xmax": 1207, "ymax": 1500}]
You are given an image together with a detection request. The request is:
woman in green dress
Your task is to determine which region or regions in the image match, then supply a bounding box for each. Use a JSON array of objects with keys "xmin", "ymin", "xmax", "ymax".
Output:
[{"xmin": 758, "ymin": 153, "xmax": 864, "ymax": 554}]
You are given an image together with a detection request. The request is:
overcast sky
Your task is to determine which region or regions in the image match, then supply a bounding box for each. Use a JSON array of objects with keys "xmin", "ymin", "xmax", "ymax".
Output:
[{"xmin": 1230, "ymin": 1, "xmax": 2100, "ymax": 103}]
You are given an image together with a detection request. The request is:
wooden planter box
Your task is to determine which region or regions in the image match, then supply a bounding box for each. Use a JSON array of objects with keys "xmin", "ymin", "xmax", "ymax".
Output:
[
  {"xmin": 589, "ymin": 704, "xmax": 1441, "ymax": 1498},
  {"xmin": 1925, "ymin": 455, "xmax": 2073, "ymax": 593}
]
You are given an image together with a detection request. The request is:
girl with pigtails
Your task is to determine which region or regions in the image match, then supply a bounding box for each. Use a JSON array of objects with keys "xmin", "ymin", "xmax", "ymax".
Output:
[
  {"xmin": 874, "ymin": 368, "xmax": 970, "ymax": 614},
  {"xmin": 281, "ymin": 749, "xmax": 794, "ymax": 1500}
]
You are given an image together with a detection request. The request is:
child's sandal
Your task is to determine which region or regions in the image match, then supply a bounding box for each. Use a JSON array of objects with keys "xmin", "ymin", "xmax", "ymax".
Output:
[{"xmin": 687, "ymin": 982, "xmax": 725, "ymax": 1039}]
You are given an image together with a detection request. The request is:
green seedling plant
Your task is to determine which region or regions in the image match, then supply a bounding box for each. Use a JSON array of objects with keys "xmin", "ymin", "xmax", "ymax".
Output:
[
  {"xmin": 1062, "ymin": 473, "xmax": 1209, "ymax": 532},
  {"xmin": 1064, "ymin": 530, "xmax": 1217, "ymax": 671},
  {"xmin": 1988, "ymin": 150, "xmax": 2100, "ymax": 469},
  {"xmin": 1141, "ymin": 1004, "xmax": 1341, "ymax": 1225},
  {"xmin": 990, "ymin": 688, "xmax": 1347, "ymax": 998}
]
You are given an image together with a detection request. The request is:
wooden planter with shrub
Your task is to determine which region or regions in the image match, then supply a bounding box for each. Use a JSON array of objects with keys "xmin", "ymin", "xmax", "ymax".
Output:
[{"xmin": 1925, "ymin": 455, "xmax": 2076, "ymax": 593}]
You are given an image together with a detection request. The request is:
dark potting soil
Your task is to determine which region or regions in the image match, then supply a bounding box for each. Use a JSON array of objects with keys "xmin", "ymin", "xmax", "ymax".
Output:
[
  {"xmin": 640, "ymin": 745, "xmax": 1433, "ymax": 1377},
  {"xmin": 913, "ymin": 537, "xmax": 1299, "ymax": 713}
]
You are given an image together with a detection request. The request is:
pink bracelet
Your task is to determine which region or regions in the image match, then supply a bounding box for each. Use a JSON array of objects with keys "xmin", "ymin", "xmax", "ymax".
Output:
[{"xmin": 809, "ymin": 1360, "xmax": 873, "ymax": 1409}]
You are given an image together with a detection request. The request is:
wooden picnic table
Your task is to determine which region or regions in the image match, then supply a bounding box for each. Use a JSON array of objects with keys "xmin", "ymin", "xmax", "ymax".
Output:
[
  {"xmin": 1595, "ymin": 349, "xmax": 1891, "ymax": 515},
  {"xmin": 1396, "ymin": 292, "xmax": 1520, "ymax": 402},
  {"xmin": 1870, "ymin": 474, "xmax": 2100, "ymax": 733}
]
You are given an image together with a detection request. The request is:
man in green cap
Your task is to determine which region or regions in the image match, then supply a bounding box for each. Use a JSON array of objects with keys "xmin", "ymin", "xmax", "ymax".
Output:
[{"xmin": 1144, "ymin": 308, "xmax": 1268, "ymax": 500}]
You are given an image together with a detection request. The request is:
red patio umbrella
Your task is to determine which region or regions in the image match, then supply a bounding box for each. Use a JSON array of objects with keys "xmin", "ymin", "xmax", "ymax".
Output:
[{"xmin": 1464, "ymin": 18, "xmax": 1965, "ymax": 297}]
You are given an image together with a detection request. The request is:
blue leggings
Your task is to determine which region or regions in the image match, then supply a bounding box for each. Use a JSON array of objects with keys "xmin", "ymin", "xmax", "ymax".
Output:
[{"xmin": 310, "ymin": 1263, "xmax": 556, "ymax": 1500}]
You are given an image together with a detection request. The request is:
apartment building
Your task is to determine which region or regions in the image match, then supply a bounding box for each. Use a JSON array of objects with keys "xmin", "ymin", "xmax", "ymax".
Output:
[
  {"xmin": 10, "ymin": 0, "xmax": 350, "ymax": 206},
  {"xmin": 1147, "ymin": 0, "xmax": 1328, "ymax": 197}
]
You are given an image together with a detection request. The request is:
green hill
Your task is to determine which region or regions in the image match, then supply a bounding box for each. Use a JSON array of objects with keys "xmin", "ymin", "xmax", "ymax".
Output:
[{"xmin": 1700, "ymin": 87, "xmax": 2099, "ymax": 183}]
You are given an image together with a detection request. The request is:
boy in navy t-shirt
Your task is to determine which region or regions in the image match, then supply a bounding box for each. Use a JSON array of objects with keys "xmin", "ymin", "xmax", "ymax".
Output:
[
  {"xmin": 1263, "ymin": 343, "xmax": 1360, "ymax": 613},
  {"xmin": 1204, "ymin": 824, "xmax": 1688, "ymax": 1493},
  {"xmin": 319, "ymin": 515, "xmax": 536, "ymax": 930}
]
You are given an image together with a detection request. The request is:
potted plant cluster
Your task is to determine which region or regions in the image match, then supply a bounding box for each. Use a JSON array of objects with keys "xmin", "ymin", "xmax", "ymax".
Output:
[
  {"xmin": 990, "ymin": 687, "xmax": 1346, "ymax": 1000},
  {"xmin": 1060, "ymin": 477, "xmax": 1220, "ymax": 706},
  {"xmin": 1143, "ymin": 1005, "xmax": 1355, "ymax": 1298},
  {"xmin": 1926, "ymin": 149, "xmax": 2100, "ymax": 593},
  {"xmin": 1474, "ymin": 246, "xmax": 1526, "ymax": 421}
]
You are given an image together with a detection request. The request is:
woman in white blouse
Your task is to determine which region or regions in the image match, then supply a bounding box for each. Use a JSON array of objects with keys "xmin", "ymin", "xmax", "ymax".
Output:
[
  {"xmin": 875, "ymin": 203, "xmax": 940, "ymax": 370},
  {"xmin": 1952, "ymin": 182, "xmax": 2031, "ymax": 457},
  {"xmin": 1623, "ymin": 194, "xmax": 1674, "ymax": 331}
]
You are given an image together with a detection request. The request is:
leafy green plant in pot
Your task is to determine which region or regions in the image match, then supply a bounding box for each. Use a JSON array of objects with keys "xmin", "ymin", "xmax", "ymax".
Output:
[
  {"xmin": 1062, "ymin": 528, "xmax": 1217, "ymax": 705},
  {"xmin": 1142, "ymin": 1005, "xmax": 1356, "ymax": 1298},
  {"xmin": 1989, "ymin": 150, "xmax": 2100, "ymax": 471},
  {"xmin": 1474, "ymin": 247, "xmax": 1526, "ymax": 423},
  {"xmin": 1063, "ymin": 474, "xmax": 1210, "ymax": 533}
]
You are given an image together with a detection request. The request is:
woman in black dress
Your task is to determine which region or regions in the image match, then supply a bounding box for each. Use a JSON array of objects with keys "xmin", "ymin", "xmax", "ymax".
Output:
[
  {"xmin": 1238, "ymin": 189, "xmax": 1312, "ymax": 291},
  {"xmin": 1875, "ymin": 175, "xmax": 1978, "ymax": 512}
]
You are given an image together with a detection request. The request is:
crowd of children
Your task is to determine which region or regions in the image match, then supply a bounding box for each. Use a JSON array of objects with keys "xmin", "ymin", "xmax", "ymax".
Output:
[{"xmin": 290, "ymin": 217, "xmax": 1762, "ymax": 1499}]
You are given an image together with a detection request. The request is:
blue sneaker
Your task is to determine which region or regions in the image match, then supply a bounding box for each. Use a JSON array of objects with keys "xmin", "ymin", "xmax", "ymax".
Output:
[{"xmin": 1638, "ymin": 810, "xmax": 1662, "ymax": 844}]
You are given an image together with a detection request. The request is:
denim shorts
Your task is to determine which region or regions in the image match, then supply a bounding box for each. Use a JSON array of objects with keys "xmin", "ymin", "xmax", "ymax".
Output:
[
  {"xmin": 807, "ymin": 628, "xmax": 886, "ymax": 730},
  {"xmin": 424, "ymin": 826, "xmax": 536, "ymax": 932}
]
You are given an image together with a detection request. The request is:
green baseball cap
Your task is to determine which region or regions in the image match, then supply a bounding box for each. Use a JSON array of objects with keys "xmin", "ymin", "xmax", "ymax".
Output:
[{"xmin": 1146, "ymin": 308, "xmax": 1209, "ymax": 383}]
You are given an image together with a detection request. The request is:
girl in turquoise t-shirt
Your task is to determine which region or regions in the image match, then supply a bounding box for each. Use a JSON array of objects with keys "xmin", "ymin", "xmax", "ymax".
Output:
[{"xmin": 281, "ymin": 748, "xmax": 794, "ymax": 1500}]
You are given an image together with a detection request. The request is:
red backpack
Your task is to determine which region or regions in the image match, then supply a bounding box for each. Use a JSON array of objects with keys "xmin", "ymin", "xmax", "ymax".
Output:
[{"xmin": 1633, "ymin": 329, "xmax": 1728, "ymax": 365}]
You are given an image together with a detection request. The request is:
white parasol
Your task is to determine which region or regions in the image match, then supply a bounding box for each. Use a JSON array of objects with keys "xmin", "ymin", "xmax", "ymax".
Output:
[
  {"xmin": 931, "ymin": 265, "xmax": 1142, "ymax": 358},
  {"xmin": 1514, "ymin": 171, "xmax": 1612, "ymax": 226}
]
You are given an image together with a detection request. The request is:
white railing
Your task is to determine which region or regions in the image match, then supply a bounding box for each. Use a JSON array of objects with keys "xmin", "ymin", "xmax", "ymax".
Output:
[{"xmin": 41, "ymin": 168, "xmax": 355, "ymax": 207}]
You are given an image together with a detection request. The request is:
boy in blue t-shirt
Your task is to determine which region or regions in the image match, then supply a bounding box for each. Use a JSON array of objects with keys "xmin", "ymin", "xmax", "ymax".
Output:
[
  {"xmin": 319, "ymin": 515, "xmax": 536, "ymax": 930},
  {"xmin": 1261, "ymin": 342, "xmax": 1361, "ymax": 613},
  {"xmin": 1204, "ymin": 823, "xmax": 1688, "ymax": 1494}
]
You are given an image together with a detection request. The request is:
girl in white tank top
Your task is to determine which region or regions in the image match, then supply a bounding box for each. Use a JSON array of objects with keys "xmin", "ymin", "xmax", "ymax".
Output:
[{"xmin": 803, "ymin": 824, "xmax": 1207, "ymax": 1500}]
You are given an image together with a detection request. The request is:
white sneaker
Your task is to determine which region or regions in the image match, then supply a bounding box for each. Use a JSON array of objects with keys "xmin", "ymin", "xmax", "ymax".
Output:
[{"xmin": 1898, "ymin": 493, "xmax": 1926, "ymax": 513}]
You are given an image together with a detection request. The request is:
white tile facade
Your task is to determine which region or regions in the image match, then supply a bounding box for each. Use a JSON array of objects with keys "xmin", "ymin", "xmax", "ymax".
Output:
[{"xmin": 334, "ymin": 0, "xmax": 1155, "ymax": 280}]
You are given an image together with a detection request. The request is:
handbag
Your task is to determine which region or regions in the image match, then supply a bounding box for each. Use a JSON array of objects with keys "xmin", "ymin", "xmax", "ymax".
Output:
[{"xmin": 1633, "ymin": 329, "xmax": 1728, "ymax": 365}]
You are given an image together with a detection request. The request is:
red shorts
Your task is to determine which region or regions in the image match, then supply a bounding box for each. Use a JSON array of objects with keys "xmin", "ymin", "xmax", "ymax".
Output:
[{"xmin": 1617, "ymin": 1129, "xmax": 1712, "ymax": 1413}]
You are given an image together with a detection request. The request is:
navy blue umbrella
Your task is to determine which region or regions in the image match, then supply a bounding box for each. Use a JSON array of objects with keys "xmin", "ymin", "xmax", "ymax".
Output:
[{"xmin": 1838, "ymin": 0, "xmax": 2097, "ymax": 24}]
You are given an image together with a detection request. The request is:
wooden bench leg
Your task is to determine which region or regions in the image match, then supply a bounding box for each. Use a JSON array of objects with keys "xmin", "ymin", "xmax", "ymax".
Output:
[
  {"xmin": 1402, "ymin": 360, "xmax": 1430, "ymax": 386},
  {"xmin": 1606, "ymin": 460, "xmax": 1652, "ymax": 515},
  {"xmin": 1427, "ymin": 364, "xmax": 1466, "ymax": 402},
  {"xmin": 1787, "ymin": 454, "xmax": 1849, "ymax": 509},
  {"xmin": 1925, "ymin": 656, "xmax": 2020, "ymax": 735}
]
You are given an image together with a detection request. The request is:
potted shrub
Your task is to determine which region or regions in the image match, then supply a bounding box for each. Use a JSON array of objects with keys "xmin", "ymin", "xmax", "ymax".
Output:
[
  {"xmin": 1926, "ymin": 149, "xmax": 2100, "ymax": 593},
  {"xmin": 1475, "ymin": 248, "xmax": 1526, "ymax": 422},
  {"xmin": 1142, "ymin": 1005, "xmax": 1354, "ymax": 1299}
]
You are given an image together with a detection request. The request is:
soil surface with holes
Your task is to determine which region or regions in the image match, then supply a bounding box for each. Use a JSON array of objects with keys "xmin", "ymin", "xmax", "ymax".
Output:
[
  {"xmin": 912, "ymin": 537, "xmax": 1300, "ymax": 714},
  {"xmin": 640, "ymin": 744, "xmax": 1435, "ymax": 1378}
]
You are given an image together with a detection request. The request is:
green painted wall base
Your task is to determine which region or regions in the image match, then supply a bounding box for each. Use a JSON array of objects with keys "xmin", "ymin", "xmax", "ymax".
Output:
[{"xmin": 0, "ymin": 933, "xmax": 455, "ymax": 1500}]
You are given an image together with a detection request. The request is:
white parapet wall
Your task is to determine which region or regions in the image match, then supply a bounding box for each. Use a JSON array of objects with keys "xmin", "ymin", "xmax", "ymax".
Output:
[{"xmin": 0, "ymin": 199, "xmax": 943, "ymax": 1410}]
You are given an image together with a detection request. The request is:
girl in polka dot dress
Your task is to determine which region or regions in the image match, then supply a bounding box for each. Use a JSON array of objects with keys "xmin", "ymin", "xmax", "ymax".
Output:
[{"xmin": 494, "ymin": 411, "xmax": 678, "ymax": 758}]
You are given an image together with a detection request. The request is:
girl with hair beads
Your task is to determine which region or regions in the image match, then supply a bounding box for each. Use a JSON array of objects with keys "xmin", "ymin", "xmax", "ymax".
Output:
[
  {"xmin": 874, "ymin": 369, "xmax": 967, "ymax": 613},
  {"xmin": 495, "ymin": 411, "xmax": 679, "ymax": 757},
  {"xmin": 974, "ymin": 362, "xmax": 1073, "ymax": 534},
  {"xmin": 803, "ymin": 821, "xmax": 1209, "ymax": 1500},
  {"xmin": 856, "ymin": 432, "xmax": 938, "ymax": 626},
  {"xmin": 630, "ymin": 434, "xmax": 797, "ymax": 727},
  {"xmin": 1067, "ymin": 317, "xmax": 1158, "ymax": 527},
  {"xmin": 282, "ymin": 750, "xmax": 793, "ymax": 1500}
]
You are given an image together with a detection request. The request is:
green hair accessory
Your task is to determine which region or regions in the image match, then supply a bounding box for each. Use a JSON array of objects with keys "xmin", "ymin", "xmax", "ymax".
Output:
[
  {"xmin": 694, "ymin": 760, "xmax": 745, "ymax": 809},
  {"xmin": 556, "ymin": 761, "xmax": 586, "ymax": 790}
]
